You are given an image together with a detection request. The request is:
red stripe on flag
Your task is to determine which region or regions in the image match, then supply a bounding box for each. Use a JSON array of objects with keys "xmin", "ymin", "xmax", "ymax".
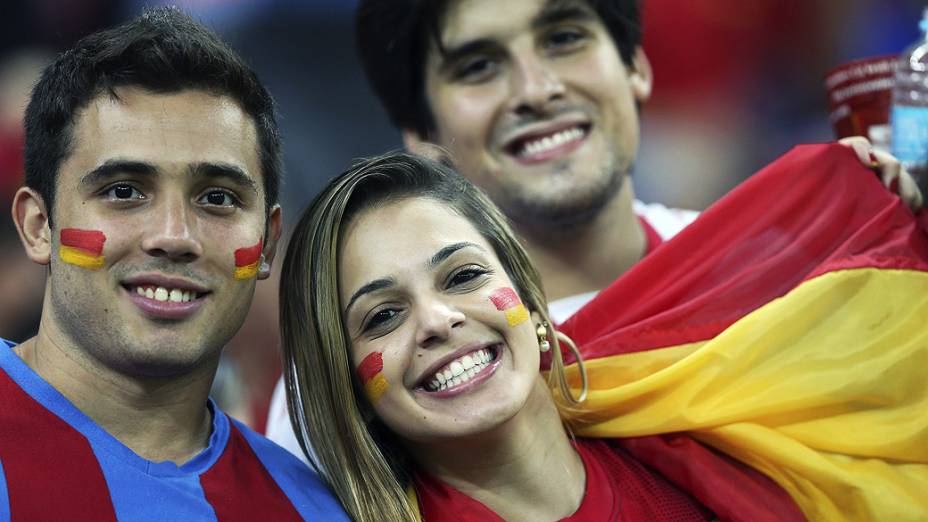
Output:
[
  {"xmin": 617, "ymin": 435, "xmax": 805, "ymax": 522},
  {"xmin": 199, "ymin": 423, "xmax": 302, "ymax": 521},
  {"xmin": 357, "ymin": 352, "xmax": 383, "ymax": 384},
  {"xmin": 0, "ymin": 369, "xmax": 116, "ymax": 520},
  {"xmin": 559, "ymin": 144, "xmax": 928, "ymax": 361},
  {"xmin": 234, "ymin": 240, "xmax": 262, "ymax": 267},
  {"xmin": 489, "ymin": 287, "xmax": 520, "ymax": 310},
  {"xmin": 60, "ymin": 228, "xmax": 105, "ymax": 254}
]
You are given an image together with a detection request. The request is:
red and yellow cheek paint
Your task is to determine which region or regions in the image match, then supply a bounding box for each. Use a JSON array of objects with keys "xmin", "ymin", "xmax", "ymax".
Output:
[
  {"xmin": 357, "ymin": 351, "xmax": 388, "ymax": 404},
  {"xmin": 489, "ymin": 287, "xmax": 529, "ymax": 326},
  {"xmin": 59, "ymin": 228, "xmax": 106, "ymax": 270},
  {"xmin": 233, "ymin": 239, "xmax": 262, "ymax": 280}
]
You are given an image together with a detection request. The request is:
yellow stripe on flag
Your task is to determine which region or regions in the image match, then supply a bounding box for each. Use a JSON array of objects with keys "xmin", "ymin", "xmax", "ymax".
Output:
[
  {"xmin": 59, "ymin": 246, "xmax": 104, "ymax": 270},
  {"xmin": 504, "ymin": 304, "xmax": 529, "ymax": 326},
  {"xmin": 556, "ymin": 267, "xmax": 928, "ymax": 521},
  {"xmin": 233, "ymin": 260, "xmax": 260, "ymax": 280}
]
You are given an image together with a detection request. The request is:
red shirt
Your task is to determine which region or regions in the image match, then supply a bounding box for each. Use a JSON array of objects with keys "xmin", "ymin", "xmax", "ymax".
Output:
[{"xmin": 414, "ymin": 438, "xmax": 713, "ymax": 521}]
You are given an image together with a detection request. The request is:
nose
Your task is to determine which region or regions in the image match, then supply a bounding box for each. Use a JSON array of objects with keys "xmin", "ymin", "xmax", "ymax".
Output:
[
  {"xmin": 508, "ymin": 53, "xmax": 565, "ymax": 115},
  {"xmin": 140, "ymin": 196, "xmax": 203, "ymax": 262},
  {"xmin": 415, "ymin": 296, "xmax": 466, "ymax": 349}
]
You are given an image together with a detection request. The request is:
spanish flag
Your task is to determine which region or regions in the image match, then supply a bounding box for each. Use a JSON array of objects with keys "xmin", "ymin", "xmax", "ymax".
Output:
[
  {"xmin": 233, "ymin": 239, "xmax": 262, "ymax": 280},
  {"xmin": 553, "ymin": 144, "xmax": 928, "ymax": 521},
  {"xmin": 59, "ymin": 228, "xmax": 105, "ymax": 270}
]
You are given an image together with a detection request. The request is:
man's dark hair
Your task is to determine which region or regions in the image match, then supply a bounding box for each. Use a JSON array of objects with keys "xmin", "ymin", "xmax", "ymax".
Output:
[
  {"xmin": 24, "ymin": 7, "xmax": 281, "ymax": 224},
  {"xmin": 355, "ymin": 0, "xmax": 642, "ymax": 137}
]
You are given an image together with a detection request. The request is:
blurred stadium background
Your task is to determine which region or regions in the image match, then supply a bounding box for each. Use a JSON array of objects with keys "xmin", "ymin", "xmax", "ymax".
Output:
[{"xmin": 0, "ymin": 0, "xmax": 922, "ymax": 429}]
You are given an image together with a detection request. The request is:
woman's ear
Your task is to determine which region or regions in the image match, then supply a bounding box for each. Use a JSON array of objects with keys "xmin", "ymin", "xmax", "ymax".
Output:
[
  {"xmin": 530, "ymin": 310, "xmax": 545, "ymax": 325},
  {"xmin": 12, "ymin": 187, "xmax": 52, "ymax": 266}
]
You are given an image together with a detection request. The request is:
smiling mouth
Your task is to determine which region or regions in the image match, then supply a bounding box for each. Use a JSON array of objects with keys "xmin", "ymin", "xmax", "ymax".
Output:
[
  {"xmin": 423, "ymin": 345, "xmax": 500, "ymax": 392},
  {"xmin": 507, "ymin": 124, "xmax": 590, "ymax": 159},
  {"xmin": 124, "ymin": 284, "xmax": 205, "ymax": 303}
]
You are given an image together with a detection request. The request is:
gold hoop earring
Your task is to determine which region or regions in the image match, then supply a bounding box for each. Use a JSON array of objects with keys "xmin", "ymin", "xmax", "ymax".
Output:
[
  {"xmin": 556, "ymin": 331, "xmax": 588, "ymax": 404},
  {"xmin": 536, "ymin": 322, "xmax": 551, "ymax": 352}
]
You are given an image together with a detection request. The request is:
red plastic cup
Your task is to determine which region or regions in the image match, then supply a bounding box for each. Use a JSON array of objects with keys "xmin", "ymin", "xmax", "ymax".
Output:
[{"xmin": 825, "ymin": 55, "xmax": 896, "ymax": 152}]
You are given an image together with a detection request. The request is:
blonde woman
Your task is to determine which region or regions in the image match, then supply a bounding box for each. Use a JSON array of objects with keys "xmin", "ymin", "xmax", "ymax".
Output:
[{"xmin": 280, "ymin": 150, "xmax": 928, "ymax": 521}]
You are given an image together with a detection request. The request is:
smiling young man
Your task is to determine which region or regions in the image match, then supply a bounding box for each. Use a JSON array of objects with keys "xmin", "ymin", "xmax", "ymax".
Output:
[
  {"xmin": 2, "ymin": 8, "xmax": 346, "ymax": 520},
  {"xmin": 354, "ymin": 0, "xmax": 684, "ymax": 319}
]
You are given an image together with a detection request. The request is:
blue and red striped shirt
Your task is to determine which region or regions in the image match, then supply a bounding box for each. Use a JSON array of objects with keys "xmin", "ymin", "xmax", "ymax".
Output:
[{"xmin": 0, "ymin": 338, "xmax": 347, "ymax": 521}]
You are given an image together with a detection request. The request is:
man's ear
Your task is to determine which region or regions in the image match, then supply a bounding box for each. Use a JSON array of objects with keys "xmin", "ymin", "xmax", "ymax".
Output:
[
  {"xmin": 258, "ymin": 204, "xmax": 282, "ymax": 280},
  {"xmin": 12, "ymin": 187, "xmax": 52, "ymax": 266},
  {"xmin": 402, "ymin": 129, "xmax": 453, "ymax": 165},
  {"xmin": 629, "ymin": 47, "xmax": 652, "ymax": 103}
]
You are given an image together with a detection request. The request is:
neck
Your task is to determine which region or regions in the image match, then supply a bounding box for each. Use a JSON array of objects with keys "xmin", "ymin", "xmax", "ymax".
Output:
[
  {"xmin": 14, "ymin": 325, "xmax": 216, "ymax": 465},
  {"xmin": 410, "ymin": 378, "xmax": 586, "ymax": 521},
  {"xmin": 516, "ymin": 176, "xmax": 645, "ymax": 302}
]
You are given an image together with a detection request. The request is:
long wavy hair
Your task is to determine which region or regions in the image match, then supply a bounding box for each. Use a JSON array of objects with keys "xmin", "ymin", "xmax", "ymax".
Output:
[{"xmin": 279, "ymin": 152, "xmax": 583, "ymax": 521}]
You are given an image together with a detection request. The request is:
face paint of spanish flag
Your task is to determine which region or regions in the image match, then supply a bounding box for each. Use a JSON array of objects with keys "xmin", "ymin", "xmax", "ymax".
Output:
[
  {"xmin": 357, "ymin": 351, "xmax": 388, "ymax": 404},
  {"xmin": 233, "ymin": 239, "xmax": 262, "ymax": 280},
  {"xmin": 490, "ymin": 287, "xmax": 529, "ymax": 326},
  {"xmin": 59, "ymin": 229, "xmax": 106, "ymax": 270}
]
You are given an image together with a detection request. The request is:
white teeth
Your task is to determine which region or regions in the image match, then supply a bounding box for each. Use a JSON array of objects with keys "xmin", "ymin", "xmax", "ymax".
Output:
[
  {"xmin": 425, "ymin": 348, "xmax": 497, "ymax": 392},
  {"xmin": 520, "ymin": 126, "xmax": 584, "ymax": 156},
  {"xmin": 135, "ymin": 286, "xmax": 197, "ymax": 303}
]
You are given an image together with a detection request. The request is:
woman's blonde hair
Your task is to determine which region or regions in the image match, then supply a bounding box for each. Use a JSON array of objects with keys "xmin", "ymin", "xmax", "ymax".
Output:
[{"xmin": 280, "ymin": 152, "xmax": 582, "ymax": 522}]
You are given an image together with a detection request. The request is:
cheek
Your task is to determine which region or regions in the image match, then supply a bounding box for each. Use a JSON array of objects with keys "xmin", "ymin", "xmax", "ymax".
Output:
[
  {"xmin": 488, "ymin": 287, "xmax": 530, "ymax": 327},
  {"xmin": 232, "ymin": 237, "xmax": 263, "ymax": 280},
  {"xmin": 434, "ymin": 89, "xmax": 500, "ymax": 146},
  {"xmin": 59, "ymin": 228, "xmax": 107, "ymax": 271},
  {"xmin": 356, "ymin": 351, "xmax": 389, "ymax": 404}
]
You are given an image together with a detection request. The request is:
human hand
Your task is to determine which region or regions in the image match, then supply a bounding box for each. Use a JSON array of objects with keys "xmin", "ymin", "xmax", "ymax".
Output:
[{"xmin": 838, "ymin": 136, "xmax": 924, "ymax": 210}]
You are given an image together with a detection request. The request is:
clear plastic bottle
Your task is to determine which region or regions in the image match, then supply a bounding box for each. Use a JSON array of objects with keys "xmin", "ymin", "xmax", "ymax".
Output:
[{"xmin": 891, "ymin": 7, "xmax": 928, "ymax": 189}]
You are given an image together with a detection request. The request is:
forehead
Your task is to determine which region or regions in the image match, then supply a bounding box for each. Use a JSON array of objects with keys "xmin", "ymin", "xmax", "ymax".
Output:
[
  {"xmin": 437, "ymin": 0, "xmax": 595, "ymax": 46},
  {"xmin": 339, "ymin": 198, "xmax": 496, "ymax": 287},
  {"xmin": 62, "ymin": 87, "xmax": 261, "ymax": 187}
]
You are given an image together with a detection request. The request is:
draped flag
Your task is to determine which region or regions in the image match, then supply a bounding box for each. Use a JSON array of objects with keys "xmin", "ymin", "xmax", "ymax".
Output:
[{"xmin": 553, "ymin": 144, "xmax": 928, "ymax": 521}]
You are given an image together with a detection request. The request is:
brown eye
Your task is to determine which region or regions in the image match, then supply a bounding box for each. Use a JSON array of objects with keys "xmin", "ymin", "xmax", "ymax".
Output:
[
  {"xmin": 105, "ymin": 184, "xmax": 143, "ymax": 200},
  {"xmin": 198, "ymin": 190, "xmax": 236, "ymax": 207},
  {"xmin": 447, "ymin": 266, "xmax": 490, "ymax": 288}
]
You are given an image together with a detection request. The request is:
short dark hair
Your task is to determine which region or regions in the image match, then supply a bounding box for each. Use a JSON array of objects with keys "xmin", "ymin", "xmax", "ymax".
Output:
[
  {"xmin": 355, "ymin": 0, "xmax": 642, "ymax": 137},
  {"xmin": 24, "ymin": 7, "xmax": 281, "ymax": 224}
]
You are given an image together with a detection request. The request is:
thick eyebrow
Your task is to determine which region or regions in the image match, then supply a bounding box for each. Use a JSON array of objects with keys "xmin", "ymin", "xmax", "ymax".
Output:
[
  {"xmin": 437, "ymin": 0, "xmax": 595, "ymax": 74},
  {"xmin": 190, "ymin": 162, "xmax": 258, "ymax": 196},
  {"xmin": 428, "ymin": 241, "xmax": 485, "ymax": 269},
  {"xmin": 437, "ymin": 38, "xmax": 496, "ymax": 75},
  {"xmin": 80, "ymin": 159, "xmax": 157, "ymax": 187},
  {"xmin": 533, "ymin": 0, "xmax": 597, "ymax": 29},
  {"xmin": 344, "ymin": 277, "xmax": 396, "ymax": 316},
  {"xmin": 79, "ymin": 159, "xmax": 258, "ymax": 196}
]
